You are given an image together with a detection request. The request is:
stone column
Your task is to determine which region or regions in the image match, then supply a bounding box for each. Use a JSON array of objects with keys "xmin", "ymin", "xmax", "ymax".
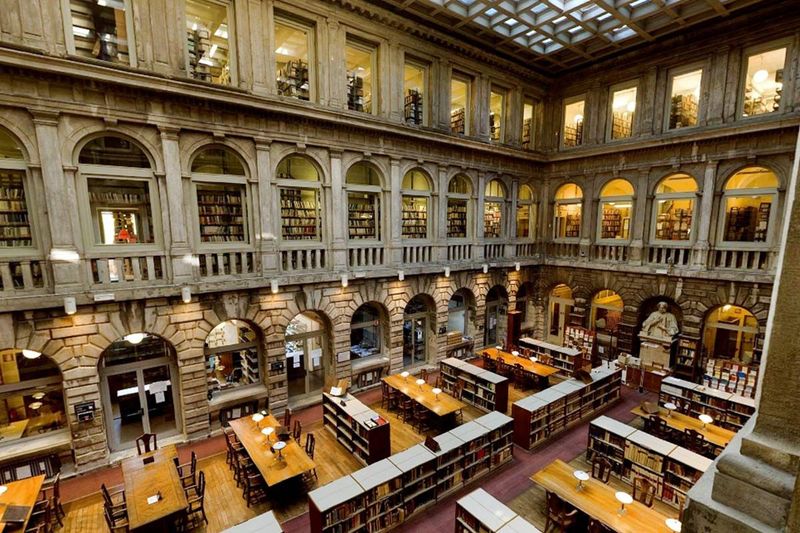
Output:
[
  {"xmin": 580, "ymin": 177, "xmax": 594, "ymax": 262},
  {"xmin": 389, "ymin": 158, "xmax": 402, "ymax": 265},
  {"xmin": 692, "ymin": 159, "xmax": 718, "ymax": 268},
  {"xmin": 476, "ymin": 173, "xmax": 487, "ymax": 263},
  {"xmin": 330, "ymin": 150, "xmax": 347, "ymax": 270},
  {"xmin": 255, "ymin": 139, "xmax": 278, "ymax": 273},
  {"xmin": 327, "ymin": 20, "xmax": 346, "ymax": 110},
  {"xmin": 507, "ymin": 178, "xmax": 519, "ymax": 257},
  {"xmin": 160, "ymin": 128, "xmax": 192, "ymax": 282},
  {"xmin": 629, "ymin": 168, "xmax": 650, "ymax": 265},
  {"xmin": 436, "ymin": 165, "xmax": 448, "ymax": 262},
  {"xmin": 683, "ymin": 125, "xmax": 800, "ymax": 532},
  {"xmin": 437, "ymin": 60, "xmax": 452, "ymax": 131}
]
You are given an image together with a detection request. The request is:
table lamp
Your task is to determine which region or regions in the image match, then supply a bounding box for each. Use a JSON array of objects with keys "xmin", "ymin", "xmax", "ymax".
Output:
[
  {"xmin": 401, "ymin": 371, "xmax": 410, "ymax": 381},
  {"xmin": 511, "ymin": 350, "xmax": 520, "ymax": 357},
  {"xmin": 495, "ymin": 345, "xmax": 502, "ymax": 351},
  {"xmin": 0, "ymin": 486, "xmax": 6, "ymax": 496},
  {"xmin": 432, "ymin": 387, "xmax": 441, "ymax": 400},
  {"xmin": 616, "ymin": 491, "xmax": 633, "ymax": 515},
  {"xmin": 252, "ymin": 412, "xmax": 264, "ymax": 428},
  {"xmin": 573, "ymin": 470, "xmax": 589, "ymax": 491},
  {"xmin": 261, "ymin": 426, "xmax": 274, "ymax": 443},
  {"xmin": 666, "ymin": 518, "xmax": 682, "ymax": 532},
  {"xmin": 664, "ymin": 402, "xmax": 677, "ymax": 418},
  {"xmin": 530, "ymin": 356, "xmax": 538, "ymax": 363},
  {"xmin": 273, "ymin": 440, "xmax": 286, "ymax": 460},
  {"xmin": 699, "ymin": 414, "xmax": 714, "ymax": 429},
  {"xmin": 416, "ymin": 378, "xmax": 425, "ymax": 389}
]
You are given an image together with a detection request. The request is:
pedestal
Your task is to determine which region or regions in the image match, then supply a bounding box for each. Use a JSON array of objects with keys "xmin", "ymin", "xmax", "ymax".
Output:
[{"xmin": 639, "ymin": 340, "xmax": 670, "ymax": 368}]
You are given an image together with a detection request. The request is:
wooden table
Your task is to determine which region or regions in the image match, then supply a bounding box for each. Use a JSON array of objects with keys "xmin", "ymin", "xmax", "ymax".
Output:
[
  {"xmin": 531, "ymin": 459, "xmax": 675, "ymax": 533},
  {"xmin": 121, "ymin": 444, "xmax": 188, "ymax": 530},
  {"xmin": 0, "ymin": 474, "xmax": 45, "ymax": 532},
  {"xmin": 631, "ymin": 406, "xmax": 734, "ymax": 450},
  {"xmin": 229, "ymin": 417, "xmax": 316, "ymax": 487},
  {"xmin": 383, "ymin": 373, "xmax": 466, "ymax": 417},
  {"xmin": 482, "ymin": 348, "xmax": 560, "ymax": 385}
]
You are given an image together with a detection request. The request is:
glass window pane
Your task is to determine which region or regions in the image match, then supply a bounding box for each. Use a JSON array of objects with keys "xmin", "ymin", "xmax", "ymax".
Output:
[
  {"xmin": 346, "ymin": 162, "xmax": 380, "ymax": 186},
  {"xmin": 725, "ymin": 167, "xmax": 779, "ymax": 190},
  {"xmin": 404, "ymin": 63, "xmax": 426, "ymax": 125},
  {"xmin": 448, "ymin": 175, "xmax": 470, "ymax": 195},
  {"xmin": 485, "ymin": 179, "xmax": 506, "ymax": 198},
  {"xmin": 0, "ymin": 131, "xmax": 23, "ymax": 160},
  {"xmin": 447, "ymin": 198, "xmax": 468, "ymax": 238},
  {"xmin": 669, "ymin": 69, "xmax": 701, "ymax": 129},
  {"xmin": 275, "ymin": 22, "xmax": 310, "ymax": 100},
  {"xmin": 555, "ymin": 183, "xmax": 583, "ymax": 200},
  {"xmin": 276, "ymin": 156, "xmax": 319, "ymax": 181},
  {"xmin": 88, "ymin": 178, "xmax": 155, "ymax": 245},
  {"xmin": 490, "ymin": 89, "xmax": 505, "ymax": 142},
  {"xmin": 80, "ymin": 137, "xmax": 149, "ymax": 167},
  {"xmin": 657, "ymin": 174, "xmax": 698, "ymax": 194},
  {"xmin": 402, "ymin": 170, "xmax": 430, "ymax": 191},
  {"xmin": 517, "ymin": 203, "xmax": 535, "ymax": 238},
  {"xmin": 348, "ymin": 191, "xmax": 380, "ymax": 240},
  {"xmin": 744, "ymin": 48, "xmax": 786, "ymax": 117},
  {"xmin": 280, "ymin": 187, "xmax": 320, "ymax": 240},
  {"xmin": 519, "ymin": 185, "xmax": 533, "ymax": 201},
  {"xmin": 197, "ymin": 183, "xmax": 246, "ymax": 243},
  {"xmin": 655, "ymin": 198, "xmax": 693, "ymax": 241},
  {"xmin": 350, "ymin": 304, "xmax": 381, "ymax": 360},
  {"xmin": 484, "ymin": 201, "xmax": 502, "ymax": 238},
  {"xmin": 451, "ymin": 75, "xmax": 470, "ymax": 135},
  {"xmin": 724, "ymin": 195, "xmax": 772, "ymax": 242},
  {"xmin": 186, "ymin": 0, "xmax": 232, "ymax": 85},
  {"xmin": 522, "ymin": 99, "xmax": 534, "ymax": 149},
  {"xmin": 600, "ymin": 201, "xmax": 632, "ymax": 240},
  {"xmin": 0, "ymin": 171, "xmax": 33, "ymax": 248},
  {"xmin": 402, "ymin": 196, "xmax": 427, "ymax": 238},
  {"xmin": 600, "ymin": 179, "xmax": 634, "ymax": 197},
  {"xmin": 192, "ymin": 147, "xmax": 245, "ymax": 175},
  {"xmin": 205, "ymin": 320, "xmax": 259, "ymax": 397},
  {"xmin": 346, "ymin": 41, "xmax": 374, "ymax": 113},
  {"xmin": 610, "ymin": 87, "xmax": 636, "ymax": 139},
  {"xmin": 563, "ymin": 100, "xmax": 585, "ymax": 147},
  {"xmin": 555, "ymin": 203, "xmax": 581, "ymax": 238},
  {"xmin": 70, "ymin": 0, "xmax": 131, "ymax": 64}
]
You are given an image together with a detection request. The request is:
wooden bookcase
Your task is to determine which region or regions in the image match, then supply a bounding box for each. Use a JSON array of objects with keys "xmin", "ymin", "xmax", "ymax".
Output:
[
  {"xmin": 404, "ymin": 89, "xmax": 423, "ymax": 125},
  {"xmin": 347, "ymin": 194, "xmax": 378, "ymax": 240},
  {"xmin": 280, "ymin": 188, "xmax": 318, "ymax": 240},
  {"xmin": 447, "ymin": 200, "xmax": 468, "ymax": 238},
  {"xmin": 347, "ymin": 74, "xmax": 365, "ymax": 112},
  {"xmin": 0, "ymin": 171, "xmax": 32, "ymax": 248},
  {"xmin": 455, "ymin": 488, "xmax": 542, "ymax": 533},
  {"xmin": 322, "ymin": 393, "xmax": 391, "ymax": 465},
  {"xmin": 309, "ymin": 412, "xmax": 514, "ymax": 533},
  {"xmin": 563, "ymin": 326, "xmax": 596, "ymax": 369},
  {"xmin": 512, "ymin": 366, "xmax": 622, "ymax": 450},
  {"xmin": 587, "ymin": 415, "xmax": 712, "ymax": 509},
  {"xmin": 703, "ymin": 358, "xmax": 758, "ymax": 398},
  {"xmin": 451, "ymin": 108, "xmax": 466, "ymax": 135},
  {"xmin": 277, "ymin": 60, "xmax": 310, "ymax": 100},
  {"xmin": 439, "ymin": 358, "xmax": 509, "ymax": 413},
  {"xmin": 196, "ymin": 184, "xmax": 245, "ymax": 243},
  {"xmin": 655, "ymin": 209, "xmax": 692, "ymax": 241},
  {"xmin": 483, "ymin": 204, "xmax": 502, "ymax": 238},
  {"xmin": 659, "ymin": 376, "xmax": 756, "ymax": 431},
  {"xmin": 517, "ymin": 337, "xmax": 581, "ymax": 376},
  {"xmin": 601, "ymin": 209, "xmax": 622, "ymax": 239},
  {"xmin": 673, "ymin": 334, "xmax": 700, "ymax": 381},
  {"xmin": 615, "ymin": 322, "xmax": 636, "ymax": 355},
  {"xmin": 521, "ymin": 118, "xmax": 533, "ymax": 150},
  {"xmin": 401, "ymin": 197, "xmax": 427, "ymax": 238},
  {"xmin": 669, "ymin": 94, "xmax": 697, "ymax": 129},
  {"xmin": 226, "ymin": 510, "xmax": 284, "ymax": 532}
]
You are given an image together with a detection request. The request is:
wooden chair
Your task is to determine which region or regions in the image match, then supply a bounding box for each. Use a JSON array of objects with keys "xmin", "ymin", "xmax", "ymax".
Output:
[
  {"xmin": 24, "ymin": 499, "xmax": 53, "ymax": 533},
  {"xmin": 304, "ymin": 433, "xmax": 318, "ymax": 482},
  {"xmin": 242, "ymin": 472, "xmax": 267, "ymax": 507},
  {"xmin": 514, "ymin": 363, "xmax": 533, "ymax": 390},
  {"xmin": 103, "ymin": 505, "xmax": 130, "ymax": 533},
  {"xmin": 223, "ymin": 427, "xmax": 241, "ymax": 468},
  {"xmin": 40, "ymin": 472, "xmax": 65, "ymax": 527},
  {"xmin": 591, "ymin": 456, "xmax": 612, "ymax": 484},
  {"xmin": 292, "ymin": 419, "xmax": 302, "ymax": 441},
  {"xmin": 544, "ymin": 491, "xmax": 578, "ymax": 532},
  {"xmin": 381, "ymin": 380, "xmax": 397, "ymax": 410},
  {"xmin": 399, "ymin": 397, "xmax": 415, "ymax": 423},
  {"xmin": 588, "ymin": 518, "xmax": 614, "ymax": 532},
  {"xmin": 176, "ymin": 451, "xmax": 197, "ymax": 491},
  {"xmin": 684, "ymin": 428, "xmax": 710, "ymax": 456},
  {"xmin": 646, "ymin": 415, "xmax": 669, "ymax": 439},
  {"xmin": 419, "ymin": 368, "xmax": 429, "ymax": 383},
  {"xmin": 100, "ymin": 483, "xmax": 127, "ymax": 520},
  {"xmin": 283, "ymin": 408, "xmax": 292, "ymax": 428},
  {"xmin": 633, "ymin": 477, "xmax": 656, "ymax": 508},
  {"xmin": 483, "ymin": 354, "xmax": 497, "ymax": 372},
  {"xmin": 135, "ymin": 433, "xmax": 158, "ymax": 455},
  {"xmin": 412, "ymin": 402, "xmax": 433, "ymax": 433},
  {"xmin": 185, "ymin": 470, "xmax": 208, "ymax": 525}
]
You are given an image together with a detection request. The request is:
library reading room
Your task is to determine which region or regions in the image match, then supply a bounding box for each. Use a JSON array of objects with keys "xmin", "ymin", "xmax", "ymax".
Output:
[{"xmin": 0, "ymin": 0, "xmax": 798, "ymax": 532}]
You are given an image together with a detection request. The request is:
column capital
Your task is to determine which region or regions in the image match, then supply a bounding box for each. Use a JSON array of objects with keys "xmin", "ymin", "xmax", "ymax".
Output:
[
  {"xmin": 254, "ymin": 137, "xmax": 272, "ymax": 150},
  {"xmin": 30, "ymin": 111, "xmax": 59, "ymax": 127},
  {"xmin": 159, "ymin": 126, "xmax": 180, "ymax": 140}
]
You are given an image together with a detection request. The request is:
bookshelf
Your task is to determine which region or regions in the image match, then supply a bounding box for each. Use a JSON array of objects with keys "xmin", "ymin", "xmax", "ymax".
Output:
[
  {"xmin": 322, "ymin": 393, "xmax": 391, "ymax": 466},
  {"xmin": 0, "ymin": 172, "xmax": 32, "ymax": 248},
  {"xmin": 348, "ymin": 194, "xmax": 378, "ymax": 240},
  {"xmin": 512, "ymin": 365, "xmax": 621, "ymax": 450},
  {"xmin": 483, "ymin": 203, "xmax": 502, "ymax": 238},
  {"xmin": 655, "ymin": 209, "xmax": 692, "ymax": 241},
  {"xmin": 309, "ymin": 411, "xmax": 514, "ymax": 533},
  {"xmin": 601, "ymin": 209, "xmax": 622, "ymax": 239},
  {"xmin": 439, "ymin": 358, "xmax": 509, "ymax": 413},
  {"xmin": 225, "ymin": 510, "xmax": 283, "ymax": 532},
  {"xmin": 703, "ymin": 359, "xmax": 758, "ymax": 398},
  {"xmin": 405, "ymin": 89, "xmax": 423, "ymax": 125},
  {"xmin": 197, "ymin": 185, "xmax": 245, "ymax": 243},
  {"xmin": 280, "ymin": 188, "xmax": 319, "ymax": 241},
  {"xmin": 587, "ymin": 416, "xmax": 712, "ymax": 509},
  {"xmin": 563, "ymin": 326, "xmax": 596, "ymax": 369},
  {"xmin": 611, "ymin": 112, "xmax": 633, "ymax": 139},
  {"xmin": 755, "ymin": 202, "xmax": 771, "ymax": 242},
  {"xmin": 451, "ymin": 108, "xmax": 466, "ymax": 135},
  {"xmin": 673, "ymin": 334, "xmax": 700, "ymax": 381},
  {"xmin": 659, "ymin": 376, "xmax": 756, "ymax": 431},
  {"xmin": 347, "ymin": 74, "xmax": 366, "ymax": 112},
  {"xmin": 489, "ymin": 113, "xmax": 500, "ymax": 141},
  {"xmin": 522, "ymin": 118, "xmax": 533, "ymax": 150},
  {"xmin": 518, "ymin": 337, "xmax": 581, "ymax": 376},
  {"xmin": 455, "ymin": 488, "xmax": 542, "ymax": 533},
  {"xmin": 277, "ymin": 60, "xmax": 309, "ymax": 100},
  {"xmin": 563, "ymin": 121, "xmax": 583, "ymax": 147},
  {"xmin": 669, "ymin": 94, "xmax": 697, "ymax": 129},
  {"xmin": 447, "ymin": 200, "xmax": 468, "ymax": 238},
  {"xmin": 402, "ymin": 197, "xmax": 427, "ymax": 238},
  {"xmin": 615, "ymin": 322, "xmax": 636, "ymax": 355},
  {"xmin": 445, "ymin": 332, "xmax": 474, "ymax": 360}
]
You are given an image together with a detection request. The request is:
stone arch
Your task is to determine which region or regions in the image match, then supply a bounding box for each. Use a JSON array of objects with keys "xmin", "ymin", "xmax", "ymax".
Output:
[
  {"xmin": 715, "ymin": 160, "xmax": 787, "ymax": 192},
  {"xmin": 271, "ymin": 146, "xmax": 330, "ymax": 184},
  {"xmin": 185, "ymin": 139, "xmax": 254, "ymax": 178},
  {"xmin": 342, "ymin": 158, "xmax": 388, "ymax": 188},
  {"xmin": 0, "ymin": 115, "xmax": 37, "ymax": 163},
  {"xmin": 398, "ymin": 162, "xmax": 438, "ymax": 192},
  {"xmin": 67, "ymin": 124, "xmax": 164, "ymax": 174}
]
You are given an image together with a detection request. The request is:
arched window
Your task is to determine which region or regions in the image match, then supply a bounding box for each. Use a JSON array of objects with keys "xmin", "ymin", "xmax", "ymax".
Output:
[
  {"xmin": 721, "ymin": 167, "xmax": 779, "ymax": 244},
  {"xmin": 548, "ymin": 284, "xmax": 574, "ymax": 345},
  {"xmin": 484, "ymin": 179, "xmax": 507, "ymax": 238},
  {"xmin": 703, "ymin": 305, "xmax": 758, "ymax": 362},
  {"xmin": 346, "ymin": 162, "xmax": 382, "ymax": 241},
  {"xmin": 276, "ymin": 155, "xmax": 322, "ymax": 241},
  {"xmin": 403, "ymin": 295, "xmax": 434, "ymax": 367},
  {"xmin": 286, "ymin": 311, "xmax": 329, "ymax": 401},
  {"xmin": 598, "ymin": 179, "xmax": 634, "ymax": 241},
  {"xmin": 191, "ymin": 147, "xmax": 249, "ymax": 245},
  {"xmin": 485, "ymin": 286, "xmax": 508, "ymax": 346},
  {"xmin": 516, "ymin": 185, "xmax": 537, "ymax": 239},
  {"xmin": 78, "ymin": 135, "xmax": 160, "ymax": 248},
  {"xmin": 0, "ymin": 130, "xmax": 34, "ymax": 250},
  {"xmin": 652, "ymin": 174, "xmax": 698, "ymax": 242},
  {"xmin": 205, "ymin": 320, "xmax": 261, "ymax": 399},
  {"xmin": 447, "ymin": 175, "xmax": 472, "ymax": 239},
  {"xmin": 401, "ymin": 170, "xmax": 432, "ymax": 239},
  {"xmin": 553, "ymin": 183, "xmax": 582, "ymax": 240},
  {"xmin": 591, "ymin": 290, "xmax": 623, "ymax": 335},
  {"xmin": 0, "ymin": 349, "xmax": 66, "ymax": 442},
  {"xmin": 350, "ymin": 303, "xmax": 383, "ymax": 361}
]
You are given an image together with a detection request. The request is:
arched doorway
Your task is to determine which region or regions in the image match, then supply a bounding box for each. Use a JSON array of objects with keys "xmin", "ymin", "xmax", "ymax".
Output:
[
  {"xmin": 485, "ymin": 286, "xmax": 509, "ymax": 347},
  {"xmin": 547, "ymin": 284, "xmax": 574, "ymax": 345},
  {"xmin": 403, "ymin": 295, "xmax": 435, "ymax": 368},
  {"xmin": 703, "ymin": 305, "xmax": 759, "ymax": 363},
  {"xmin": 285, "ymin": 311, "xmax": 330, "ymax": 403},
  {"xmin": 516, "ymin": 282, "xmax": 536, "ymax": 333},
  {"xmin": 99, "ymin": 334, "xmax": 180, "ymax": 452},
  {"xmin": 205, "ymin": 320, "xmax": 262, "ymax": 401},
  {"xmin": 448, "ymin": 288, "xmax": 477, "ymax": 337}
]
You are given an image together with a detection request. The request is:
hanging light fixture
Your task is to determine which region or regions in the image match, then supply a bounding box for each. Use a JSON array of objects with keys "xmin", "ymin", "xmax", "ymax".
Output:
[
  {"xmin": 64, "ymin": 297, "xmax": 77, "ymax": 315},
  {"xmin": 124, "ymin": 333, "xmax": 146, "ymax": 345},
  {"xmin": 21, "ymin": 350, "xmax": 41, "ymax": 360},
  {"xmin": 181, "ymin": 286, "xmax": 191, "ymax": 304},
  {"xmin": 271, "ymin": 279, "xmax": 279, "ymax": 294},
  {"xmin": 398, "ymin": 270, "xmax": 405, "ymax": 281}
]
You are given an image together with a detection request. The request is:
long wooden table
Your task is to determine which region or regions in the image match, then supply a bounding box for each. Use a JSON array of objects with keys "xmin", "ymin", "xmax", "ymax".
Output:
[
  {"xmin": 631, "ymin": 406, "xmax": 734, "ymax": 450},
  {"xmin": 482, "ymin": 348, "xmax": 560, "ymax": 385},
  {"xmin": 531, "ymin": 459, "xmax": 675, "ymax": 533},
  {"xmin": 121, "ymin": 444, "xmax": 188, "ymax": 530},
  {"xmin": 229, "ymin": 417, "xmax": 316, "ymax": 487},
  {"xmin": 383, "ymin": 373, "xmax": 466, "ymax": 417},
  {"xmin": 0, "ymin": 474, "xmax": 45, "ymax": 532}
]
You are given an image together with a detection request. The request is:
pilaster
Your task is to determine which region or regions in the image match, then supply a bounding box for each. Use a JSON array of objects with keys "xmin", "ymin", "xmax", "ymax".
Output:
[
  {"xmin": 692, "ymin": 160, "xmax": 718, "ymax": 268},
  {"xmin": 160, "ymin": 127, "xmax": 192, "ymax": 282}
]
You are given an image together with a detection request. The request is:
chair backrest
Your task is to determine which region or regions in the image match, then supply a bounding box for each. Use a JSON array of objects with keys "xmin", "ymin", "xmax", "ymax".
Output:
[
  {"xmin": 592, "ymin": 456, "xmax": 612, "ymax": 483},
  {"xmin": 420, "ymin": 368, "xmax": 429, "ymax": 382},
  {"xmin": 546, "ymin": 491, "xmax": 568, "ymax": 519},
  {"xmin": 100, "ymin": 483, "xmax": 114, "ymax": 507},
  {"xmin": 283, "ymin": 408, "xmax": 292, "ymax": 427},
  {"xmin": 381, "ymin": 380, "xmax": 389, "ymax": 396},
  {"xmin": 136, "ymin": 433, "xmax": 158, "ymax": 455},
  {"xmin": 293, "ymin": 419, "xmax": 302, "ymax": 440},
  {"xmin": 305, "ymin": 433, "xmax": 316, "ymax": 459},
  {"xmin": 634, "ymin": 477, "xmax": 656, "ymax": 507},
  {"xmin": 197, "ymin": 470, "xmax": 206, "ymax": 498}
]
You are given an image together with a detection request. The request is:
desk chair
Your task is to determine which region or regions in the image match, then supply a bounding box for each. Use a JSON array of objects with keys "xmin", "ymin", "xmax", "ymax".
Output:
[
  {"xmin": 135, "ymin": 433, "xmax": 158, "ymax": 455},
  {"xmin": 545, "ymin": 491, "xmax": 578, "ymax": 532}
]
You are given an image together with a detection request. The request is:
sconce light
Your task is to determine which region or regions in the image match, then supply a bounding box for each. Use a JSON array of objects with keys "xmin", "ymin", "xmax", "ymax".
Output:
[
  {"xmin": 341, "ymin": 274, "xmax": 349, "ymax": 288},
  {"xmin": 124, "ymin": 333, "xmax": 146, "ymax": 345},
  {"xmin": 271, "ymin": 279, "xmax": 279, "ymax": 294},
  {"xmin": 444, "ymin": 267, "xmax": 450, "ymax": 278},
  {"xmin": 181, "ymin": 286, "xmax": 191, "ymax": 304},
  {"xmin": 398, "ymin": 270, "xmax": 405, "ymax": 281},
  {"xmin": 514, "ymin": 262, "xmax": 521, "ymax": 271},
  {"xmin": 64, "ymin": 296, "xmax": 77, "ymax": 315},
  {"xmin": 482, "ymin": 264, "xmax": 489, "ymax": 274}
]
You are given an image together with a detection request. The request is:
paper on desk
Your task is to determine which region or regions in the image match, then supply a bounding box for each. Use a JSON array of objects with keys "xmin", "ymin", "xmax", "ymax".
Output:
[
  {"xmin": 155, "ymin": 392, "xmax": 165, "ymax": 404},
  {"xmin": 147, "ymin": 495, "xmax": 159, "ymax": 505}
]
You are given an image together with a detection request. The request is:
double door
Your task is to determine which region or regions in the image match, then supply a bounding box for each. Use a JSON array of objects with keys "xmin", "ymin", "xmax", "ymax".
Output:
[
  {"xmin": 286, "ymin": 332, "xmax": 326, "ymax": 401},
  {"xmin": 547, "ymin": 297, "xmax": 574, "ymax": 345},
  {"xmin": 403, "ymin": 313, "xmax": 428, "ymax": 368}
]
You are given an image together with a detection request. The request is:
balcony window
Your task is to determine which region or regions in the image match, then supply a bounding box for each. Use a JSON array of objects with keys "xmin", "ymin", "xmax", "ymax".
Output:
[
  {"xmin": 668, "ymin": 69, "xmax": 702, "ymax": 129},
  {"xmin": 483, "ymin": 179, "xmax": 507, "ymax": 239},
  {"xmin": 609, "ymin": 86, "xmax": 636, "ymax": 140},
  {"xmin": 516, "ymin": 184, "xmax": 536, "ymax": 239},
  {"xmin": 205, "ymin": 320, "xmax": 261, "ymax": 399},
  {"xmin": 447, "ymin": 175, "xmax": 472, "ymax": 239},
  {"xmin": 652, "ymin": 174, "xmax": 698, "ymax": 243},
  {"xmin": 598, "ymin": 179, "xmax": 634, "ymax": 241},
  {"xmin": 401, "ymin": 170, "xmax": 432, "ymax": 239},
  {"xmin": 350, "ymin": 303, "xmax": 383, "ymax": 361},
  {"xmin": 404, "ymin": 61, "xmax": 428, "ymax": 125},
  {"xmin": 185, "ymin": 0, "xmax": 233, "ymax": 85},
  {"xmin": 703, "ymin": 305, "xmax": 758, "ymax": 362},
  {"xmin": 590, "ymin": 290, "xmax": 623, "ymax": 335},
  {"xmin": 553, "ymin": 183, "xmax": 582, "ymax": 240},
  {"xmin": 720, "ymin": 167, "xmax": 779, "ymax": 244},
  {"xmin": 192, "ymin": 147, "xmax": 248, "ymax": 245},
  {"xmin": 275, "ymin": 20, "xmax": 311, "ymax": 101},
  {"xmin": 276, "ymin": 155, "xmax": 322, "ymax": 241},
  {"xmin": 489, "ymin": 88, "xmax": 506, "ymax": 142},
  {"xmin": 562, "ymin": 98, "xmax": 585, "ymax": 148},
  {"xmin": 69, "ymin": 0, "xmax": 133, "ymax": 65},
  {"xmin": 743, "ymin": 47, "xmax": 787, "ymax": 117},
  {"xmin": 345, "ymin": 39, "xmax": 376, "ymax": 114},
  {"xmin": 346, "ymin": 162, "xmax": 382, "ymax": 241},
  {"xmin": 522, "ymin": 98, "xmax": 535, "ymax": 149},
  {"xmin": 0, "ymin": 130, "xmax": 33, "ymax": 250},
  {"xmin": 451, "ymin": 74, "xmax": 471, "ymax": 135}
]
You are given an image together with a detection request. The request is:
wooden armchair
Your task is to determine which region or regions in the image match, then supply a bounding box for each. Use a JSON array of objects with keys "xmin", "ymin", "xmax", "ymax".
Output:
[
  {"xmin": 545, "ymin": 491, "xmax": 578, "ymax": 532},
  {"xmin": 591, "ymin": 456, "xmax": 612, "ymax": 484},
  {"xmin": 633, "ymin": 477, "xmax": 656, "ymax": 508},
  {"xmin": 135, "ymin": 433, "xmax": 158, "ymax": 455}
]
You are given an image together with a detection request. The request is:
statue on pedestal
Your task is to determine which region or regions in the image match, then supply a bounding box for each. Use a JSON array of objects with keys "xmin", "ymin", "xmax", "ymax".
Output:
[{"xmin": 640, "ymin": 301, "xmax": 680, "ymax": 343}]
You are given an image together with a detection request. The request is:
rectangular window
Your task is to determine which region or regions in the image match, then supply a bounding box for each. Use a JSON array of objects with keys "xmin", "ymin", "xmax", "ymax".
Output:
[
  {"xmin": 275, "ymin": 20, "xmax": 311, "ymax": 101},
  {"xmin": 723, "ymin": 197, "xmax": 772, "ymax": 242},
  {"xmin": 280, "ymin": 187, "xmax": 320, "ymax": 240},
  {"xmin": 562, "ymin": 99, "xmax": 585, "ymax": 147},
  {"xmin": 668, "ymin": 69, "xmax": 702, "ymax": 129},
  {"xmin": 743, "ymin": 47, "xmax": 787, "ymax": 117},
  {"xmin": 484, "ymin": 202, "xmax": 502, "ymax": 238},
  {"xmin": 450, "ymin": 74, "xmax": 471, "ymax": 135},
  {"xmin": 347, "ymin": 192, "xmax": 380, "ymax": 240},
  {"xmin": 489, "ymin": 88, "xmax": 506, "ymax": 142},
  {"xmin": 554, "ymin": 204, "xmax": 581, "ymax": 239},
  {"xmin": 654, "ymin": 199, "xmax": 693, "ymax": 241},
  {"xmin": 610, "ymin": 86, "xmax": 636, "ymax": 140},
  {"xmin": 404, "ymin": 61, "xmax": 427, "ymax": 125},
  {"xmin": 401, "ymin": 196, "xmax": 428, "ymax": 238},
  {"xmin": 522, "ymin": 98, "xmax": 535, "ymax": 149},
  {"xmin": 345, "ymin": 39, "xmax": 375, "ymax": 114},
  {"xmin": 88, "ymin": 178, "xmax": 155, "ymax": 245},
  {"xmin": 599, "ymin": 203, "xmax": 631, "ymax": 240},
  {"xmin": 69, "ymin": 0, "xmax": 132, "ymax": 64},
  {"xmin": 0, "ymin": 171, "xmax": 32, "ymax": 248},
  {"xmin": 185, "ymin": 0, "xmax": 232, "ymax": 85},
  {"xmin": 447, "ymin": 199, "xmax": 468, "ymax": 238},
  {"xmin": 196, "ymin": 183, "xmax": 246, "ymax": 243},
  {"xmin": 517, "ymin": 204, "xmax": 536, "ymax": 238}
]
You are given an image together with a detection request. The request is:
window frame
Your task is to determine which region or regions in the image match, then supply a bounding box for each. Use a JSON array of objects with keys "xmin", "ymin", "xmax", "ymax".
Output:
[
  {"xmin": 606, "ymin": 80, "xmax": 639, "ymax": 142},
  {"xmin": 489, "ymin": 85, "xmax": 508, "ymax": 144},
  {"xmin": 0, "ymin": 151, "xmax": 38, "ymax": 258},
  {"xmin": 204, "ymin": 322, "xmax": 262, "ymax": 400},
  {"xmin": 190, "ymin": 171, "xmax": 251, "ymax": 250},
  {"xmin": 561, "ymin": 94, "xmax": 586, "ymax": 149},
  {"xmin": 717, "ymin": 175, "xmax": 779, "ymax": 250},
  {"xmin": 738, "ymin": 39, "xmax": 792, "ymax": 120},
  {"xmin": 275, "ymin": 157, "xmax": 324, "ymax": 244},
  {"xmin": 344, "ymin": 36, "xmax": 378, "ymax": 115},
  {"xmin": 521, "ymin": 96, "xmax": 537, "ymax": 150},
  {"xmin": 446, "ymin": 174, "xmax": 473, "ymax": 241},
  {"xmin": 596, "ymin": 179, "xmax": 634, "ymax": 244},
  {"xmin": 401, "ymin": 170, "xmax": 433, "ymax": 241},
  {"xmin": 664, "ymin": 63, "xmax": 705, "ymax": 132},
  {"xmin": 345, "ymin": 162, "xmax": 384, "ymax": 243},
  {"xmin": 516, "ymin": 184, "xmax": 537, "ymax": 240},
  {"xmin": 650, "ymin": 175, "xmax": 699, "ymax": 246},
  {"xmin": 553, "ymin": 183, "xmax": 583, "ymax": 242},
  {"xmin": 349, "ymin": 303, "xmax": 384, "ymax": 363},
  {"xmin": 62, "ymin": 0, "xmax": 138, "ymax": 67},
  {"xmin": 274, "ymin": 15, "xmax": 316, "ymax": 102},
  {"xmin": 183, "ymin": 0, "xmax": 237, "ymax": 86},
  {"xmin": 483, "ymin": 179, "xmax": 507, "ymax": 239},
  {"xmin": 450, "ymin": 71, "xmax": 473, "ymax": 136}
]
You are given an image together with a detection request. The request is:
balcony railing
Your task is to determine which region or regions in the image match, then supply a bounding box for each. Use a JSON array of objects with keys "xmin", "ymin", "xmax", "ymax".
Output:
[
  {"xmin": 348, "ymin": 245, "xmax": 386, "ymax": 269},
  {"xmin": 280, "ymin": 247, "xmax": 327, "ymax": 272},
  {"xmin": 709, "ymin": 248, "xmax": 777, "ymax": 273},
  {"xmin": 546, "ymin": 242, "xmax": 580, "ymax": 259},
  {"xmin": 90, "ymin": 253, "xmax": 167, "ymax": 287},
  {"xmin": 402, "ymin": 244, "xmax": 433, "ymax": 265},
  {"xmin": 197, "ymin": 251, "xmax": 258, "ymax": 280},
  {"xmin": 447, "ymin": 244, "xmax": 472, "ymax": 262},
  {"xmin": 592, "ymin": 243, "xmax": 629, "ymax": 263},
  {"xmin": 645, "ymin": 245, "xmax": 692, "ymax": 268},
  {"xmin": 0, "ymin": 259, "xmax": 47, "ymax": 295},
  {"xmin": 483, "ymin": 243, "xmax": 504, "ymax": 259},
  {"xmin": 515, "ymin": 243, "xmax": 537, "ymax": 257}
]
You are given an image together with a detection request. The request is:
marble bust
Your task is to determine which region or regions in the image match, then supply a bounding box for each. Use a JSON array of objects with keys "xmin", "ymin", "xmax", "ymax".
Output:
[{"xmin": 640, "ymin": 301, "xmax": 679, "ymax": 343}]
